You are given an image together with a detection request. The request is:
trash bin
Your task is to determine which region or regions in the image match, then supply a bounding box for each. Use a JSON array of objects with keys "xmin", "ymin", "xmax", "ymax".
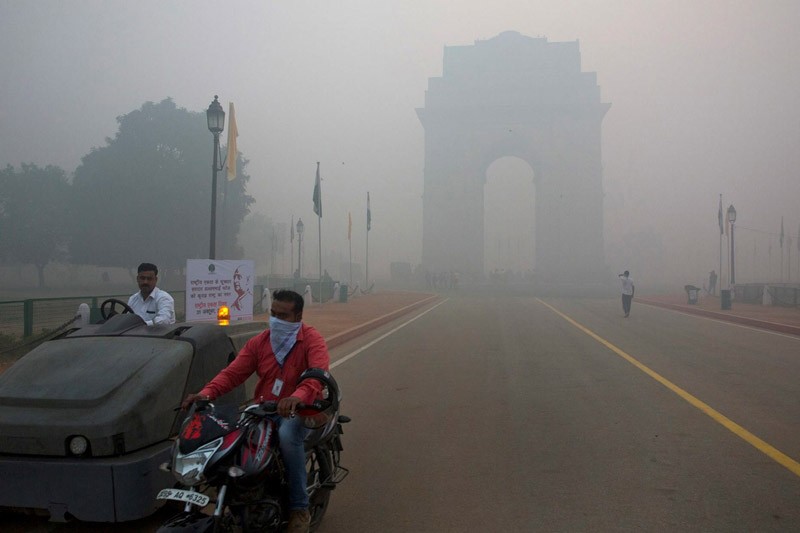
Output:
[
  {"xmin": 720, "ymin": 289, "xmax": 732, "ymax": 310},
  {"xmin": 339, "ymin": 284, "xmax": 348, "ymax": 303},
  {"xmin": 685, "ymin": 285, "xmax": 700, "ymax": 305}
]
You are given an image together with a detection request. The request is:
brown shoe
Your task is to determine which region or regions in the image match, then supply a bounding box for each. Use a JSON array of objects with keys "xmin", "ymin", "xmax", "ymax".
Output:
[{"xmin": 287, "ymin": 509, "xmax": 311, "ymax": 533}]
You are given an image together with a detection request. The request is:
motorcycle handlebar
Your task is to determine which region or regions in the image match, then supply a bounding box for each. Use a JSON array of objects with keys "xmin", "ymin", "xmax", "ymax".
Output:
[
  {"xmin": 257, "ymin": 399, "xmax": 329, "ymax": 415},
  {"xmin": 178, "ymin": 398, "xmax": 330, "ymax": 418}
]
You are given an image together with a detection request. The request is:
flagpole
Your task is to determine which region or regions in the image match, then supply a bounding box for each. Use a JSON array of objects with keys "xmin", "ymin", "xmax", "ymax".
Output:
[
  {"xmin": 313, "ymin": 162, "xmax": 323, "ymax": 304},
  {"xmin": 366, "ymin": 191, "xmax": 371, "ymax": 289},
  {"xmin": 781, "ymin": 217, "xmax": 785, "ymax": 282},
  {"xmin": 348, "ymin": 212, "xmax": 353, "ymax": 286},
  {"xmin": 290, "ymin": 215, "xmax": 294, "ymax": 279},
  {"xmin": 718, "ymin": 194, "xmax": 723, "ymax": 295},
  {"xmin": 726, "ymin": 219, "xmax": 731, "ymax": 290}
]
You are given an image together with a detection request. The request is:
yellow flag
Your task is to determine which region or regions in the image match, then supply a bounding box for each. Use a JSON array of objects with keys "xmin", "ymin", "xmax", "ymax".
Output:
[{"xmin": 226, "ymin": 102, "xmax": 238, "ymax": 181}]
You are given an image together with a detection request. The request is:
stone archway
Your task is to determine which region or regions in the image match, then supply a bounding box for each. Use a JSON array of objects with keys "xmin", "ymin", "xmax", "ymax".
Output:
[
  {"xmin": 417, "ymin": 31, "xmax": 610, "ymax": 290},
  {"xmin": 484, "ymin": 156, "xmax": 535, "ymax": 276}
]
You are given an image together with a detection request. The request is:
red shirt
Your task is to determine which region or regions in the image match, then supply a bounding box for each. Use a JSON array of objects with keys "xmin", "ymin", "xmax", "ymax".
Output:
[{"xmin": 199, "ymin": 323, "xmax": 330, "ymax": 405}]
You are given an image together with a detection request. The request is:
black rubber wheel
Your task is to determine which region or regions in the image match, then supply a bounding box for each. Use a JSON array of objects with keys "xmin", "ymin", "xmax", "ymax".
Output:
[{"xmin": 307, "ymin": 447, "xmax": 334, "ymax": 531}]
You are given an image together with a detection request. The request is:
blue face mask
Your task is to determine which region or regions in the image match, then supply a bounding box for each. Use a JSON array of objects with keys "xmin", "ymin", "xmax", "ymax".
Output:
[{"xmin": 269, "ymin": 316, "xmax": 302, "ymax": 366}]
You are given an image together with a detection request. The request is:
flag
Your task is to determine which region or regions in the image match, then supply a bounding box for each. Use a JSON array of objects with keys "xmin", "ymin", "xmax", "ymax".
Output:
[
  {"xmin": 290, "ymin": 215, "xmax": 294, "ymax": 243},
  {"xmin": 366, "ymin": 192, "xmax": 372, "ymax": 231},
  {"xmin": 226, "ymin": 103, "xmax": 238, "ymax": 181},
  {"xmin": 717, "ymin": 196, "xmax": 723, "ymax": 235},
  {"xmin": 313, "ymin": 162, "xmax": 322, "ymax": 217},
  {"xmin": 348, "ymin": 212, "xmax": 352, "ymax": 241},
  {"xmin": 780, "ymin": 217, "xmax": 785, "ymax": 248}
]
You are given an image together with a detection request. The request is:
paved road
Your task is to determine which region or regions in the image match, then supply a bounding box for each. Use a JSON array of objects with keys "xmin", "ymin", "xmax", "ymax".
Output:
[
  {"xmin": 6, "ymin": 292, "xmax": 800, "ymax": 531},
  {"xmin": 319, "ymin": 293, "xmax": 800, "ymax": 532}
]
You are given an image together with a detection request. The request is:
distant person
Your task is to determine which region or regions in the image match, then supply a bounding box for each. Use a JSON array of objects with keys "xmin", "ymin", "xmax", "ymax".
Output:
[
  {"xmin": 128, "ymin": 262, "xmax": 175, "ymax": 325},
  {"xmin": 708, "ymin": 270, "xmax": 717, "ymax": 295},
  {"xmin": 619, "ymin": 270, "xmax": 635, "ymax": 318}
]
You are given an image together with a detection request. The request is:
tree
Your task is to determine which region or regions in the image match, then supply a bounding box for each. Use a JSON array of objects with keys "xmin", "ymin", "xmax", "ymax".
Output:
[
  {"xmin": 238, "ymin": 212, "xmax": 287, "ymax": 276},
  {"xmin": 70, "ymin": 98, "xmax": 254, "ymax": 272},
  {"xmin": 0, "ymin": 164, "xmax": 71, "ymax": 287}
]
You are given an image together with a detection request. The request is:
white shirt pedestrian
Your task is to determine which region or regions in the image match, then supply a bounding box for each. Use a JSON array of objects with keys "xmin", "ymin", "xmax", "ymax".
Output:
[{"xmin": 621, "ymin": 276, "xmax": 634, "ymax": 295}]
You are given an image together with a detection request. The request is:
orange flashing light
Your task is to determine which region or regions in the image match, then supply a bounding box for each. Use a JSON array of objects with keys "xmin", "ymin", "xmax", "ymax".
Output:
[{"xmin": 217, "ymin": 306, "xmax": 230, "ymax": 325}]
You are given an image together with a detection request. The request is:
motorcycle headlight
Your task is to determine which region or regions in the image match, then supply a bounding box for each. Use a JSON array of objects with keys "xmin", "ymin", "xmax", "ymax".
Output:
[
  {"xmin": 172, "ymin": 437, "xmax": 223, "ymax": 486},
  {"xmin": 67, "ymin": 435, "xmax": 89, "ymax": 456}
]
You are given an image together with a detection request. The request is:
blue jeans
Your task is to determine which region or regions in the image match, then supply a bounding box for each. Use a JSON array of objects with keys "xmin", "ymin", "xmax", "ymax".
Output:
[{"xmin": 275, "ymin": 415, "xmax": 310, "ymax": 510}]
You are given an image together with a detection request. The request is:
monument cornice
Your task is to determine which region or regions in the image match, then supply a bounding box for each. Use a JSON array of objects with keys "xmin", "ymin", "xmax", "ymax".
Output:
[{"xmin": 417, "ymin": 102, "xmax": 610, "ymax": 128}]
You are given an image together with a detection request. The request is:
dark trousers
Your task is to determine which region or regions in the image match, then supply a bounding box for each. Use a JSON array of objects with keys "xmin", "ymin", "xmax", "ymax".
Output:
[{"xmin": 622, "ymin": 294, "xmax": 633, "ymax": 315}]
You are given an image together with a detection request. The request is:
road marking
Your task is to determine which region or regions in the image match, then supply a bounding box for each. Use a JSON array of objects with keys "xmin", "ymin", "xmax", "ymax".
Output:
[
  {"xmin": 536, "ymin": 297, "xmax": 800, "ymax": 478},
  {"xmin": 331, "ymin": 299, "xmax": 449, "ymax": 369}
]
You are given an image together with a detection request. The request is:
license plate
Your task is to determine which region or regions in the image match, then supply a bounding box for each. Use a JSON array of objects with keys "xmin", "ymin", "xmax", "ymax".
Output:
[{"xmin": 157, "ymin": 488, "xmax": 210, "ymax": 507}]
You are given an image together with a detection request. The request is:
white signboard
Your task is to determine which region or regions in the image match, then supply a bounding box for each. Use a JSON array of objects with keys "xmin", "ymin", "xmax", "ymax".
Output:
[{"xmin": 186, "ymin": 260, "xmax": 255, "ymax": 322}]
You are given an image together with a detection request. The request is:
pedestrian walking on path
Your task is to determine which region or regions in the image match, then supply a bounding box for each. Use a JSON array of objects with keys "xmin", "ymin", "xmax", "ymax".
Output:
[
  {"xmin": 708, "ymin": 270, "xmax": 717, "ymax": 295},
  {"xmin": 619, "ymin": 270, "xmax": 635, "ymax": 317}
]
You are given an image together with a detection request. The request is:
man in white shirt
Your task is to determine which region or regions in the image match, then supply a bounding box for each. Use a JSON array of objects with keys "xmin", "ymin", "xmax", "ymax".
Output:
[
  {"xmin": 619, "ymin": 270, "xmax": 635, "ymax": 318},
  {"xmin": 128, "ymin": 263, "xmax": 175, "ymax": 325}
]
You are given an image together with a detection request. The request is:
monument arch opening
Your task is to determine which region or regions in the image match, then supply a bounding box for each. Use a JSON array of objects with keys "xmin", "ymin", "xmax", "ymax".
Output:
[
  {"xmin": 417, "ymin": 31, "xmax": 610, "ymax": 292},
  {"xmin": 484, "ymin": 156, "xmax": 535, "ymax": 277}
]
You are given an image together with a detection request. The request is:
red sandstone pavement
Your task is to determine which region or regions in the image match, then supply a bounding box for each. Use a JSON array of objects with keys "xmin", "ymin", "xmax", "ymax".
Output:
[{"xmin": 638, "ymin": 292, "xmax": 800, "ymax": 336}]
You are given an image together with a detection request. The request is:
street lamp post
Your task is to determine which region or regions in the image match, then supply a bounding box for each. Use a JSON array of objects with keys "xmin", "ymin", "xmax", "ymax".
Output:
[
  {"xmin": 728, "ymin": 204, "xmax": 737, "ymax": 286},
  {"xmin": 296, "ymin": 218, "xmax": 305, "ymax": 277},
  {"xmin": 206, "ymin": 95, "xmax": 225, "ymax": 259}
]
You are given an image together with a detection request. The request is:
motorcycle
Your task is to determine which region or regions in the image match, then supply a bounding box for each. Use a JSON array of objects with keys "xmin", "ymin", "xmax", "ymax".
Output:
[{"xmin": 156, "ymin": 368, "xmax": 349, "ymax": 532}]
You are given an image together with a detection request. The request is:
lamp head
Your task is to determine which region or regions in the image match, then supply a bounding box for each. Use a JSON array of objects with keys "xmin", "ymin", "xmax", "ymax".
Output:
[
  {"xmin": 206, "ymin": 95, "xmax": 225, "ymax": 134},
  {"xmin": 727, "ymin": 204, "xmax": 736, "ymax": 224}
]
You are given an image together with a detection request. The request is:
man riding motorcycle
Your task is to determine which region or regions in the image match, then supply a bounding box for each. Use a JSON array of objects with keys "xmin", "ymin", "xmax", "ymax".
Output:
[{"xmin": 182, "ymin": 289, "xmax": 329, "ymax": 533}]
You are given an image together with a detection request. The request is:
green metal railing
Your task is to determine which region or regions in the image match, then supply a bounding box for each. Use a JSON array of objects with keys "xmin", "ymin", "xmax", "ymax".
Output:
[{"xmin": 0, "ymin": 285, "xmax": 269, "ymax": 339}]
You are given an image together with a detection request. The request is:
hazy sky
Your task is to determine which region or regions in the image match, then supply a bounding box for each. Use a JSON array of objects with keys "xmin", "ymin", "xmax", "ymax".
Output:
[{"xmin": 2, "ymin": 0, "xmax": 799, "ymax": 287}]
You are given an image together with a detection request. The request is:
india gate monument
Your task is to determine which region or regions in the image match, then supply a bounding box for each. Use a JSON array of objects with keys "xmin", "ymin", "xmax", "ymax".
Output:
[{"xmin": 417, "ymin": 31, "xmax": 611, "ymax": 293}]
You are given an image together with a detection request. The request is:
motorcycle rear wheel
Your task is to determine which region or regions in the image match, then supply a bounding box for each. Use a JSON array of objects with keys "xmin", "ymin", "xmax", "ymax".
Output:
[{"xmin": 307, "ymin": 446, "xmax": 334, "ymax": 531}]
